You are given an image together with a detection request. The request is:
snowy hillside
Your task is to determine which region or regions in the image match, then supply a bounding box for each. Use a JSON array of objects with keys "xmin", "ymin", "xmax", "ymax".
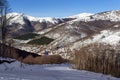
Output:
[
  {"xmin": 71, "ymin": 29, "xmax": 120, "ymax": 50},
  {"xmin": 0, "ymin": 61, "xmax": 119, "ymax": 80},
  {"xmin": 26, "ymin": 15, "xmax": 62, "ymax": 24},
  {"xmin": 7, "ymin": 12, "xmax": 63, "ymax": 25},
  {"xmin": 5, "ymin": 10, "xmax": 120, "ymax": 59},
  {"xmin": 7, "ymin": 12, "xmax": 25, "ymax": 25},
  {"xmin": 5, "ymin": 12, "xmax": 69, "ymax": 37},
  {"xmin": 68, "ymin": 13, "xmax": 93, "ymax": 19},
  {"xmin": 7, "ymin": 10, "xmax": 120, "ymax": 25},
  {"xmin": 91, "ymin": 10, "xmax": 120, "ymax": 21},
  {"xmin": 71, "ymin": 10, "xmax": 120, "ymax": 22}
]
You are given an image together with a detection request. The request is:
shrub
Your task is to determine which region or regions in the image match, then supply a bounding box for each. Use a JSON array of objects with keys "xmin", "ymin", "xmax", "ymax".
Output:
[
  {"xmin": 27, "ymin": 36, "xmax": 54, "ymax": 45},
  {"xmin": 0, "ymin": 44, "xmax": 65, "ymax": 64},
  {"xmin": 22, "ymin": 55, "xmax": 66, "ymax": 64},
  {"xmin": 73, "ymin": 43, "xmax": 120, "ymax": 77},
  {"xmin": 14, "ymin": 33, "xmax": 39, "ymax": 40},
  {"xmin": 22, "ymin": 55, "xmax": 35, "ymax": 64}
]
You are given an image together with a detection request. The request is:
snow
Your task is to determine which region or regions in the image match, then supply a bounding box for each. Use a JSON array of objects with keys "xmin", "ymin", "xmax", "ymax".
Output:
[
  {"xmin": 87, "ymin": 30, "xmax": 120, "ymax": 45},
  {"xmin": 0, "ymin": 57, "xmax": 15, "ymax": 61},
  {"xmin": 0, "ymin": 61, "xmax": 119, "ymax": 80},
  {"xmin": 68, "ymin": 13, "xmax": 93, "ymax": 24},
  {"xmin": 100, "ymin": 31, "xmax": 120, "ymax": 44},
  {"xmin": 7, "ymin": 10, "xmax": 120, "ymax": 26},
  {"xmin": 7, "ymin": 12, "xmax": 25, "ymax": 25},
  {"xmin": 26, "ymin": 15, "xmax": 60, "ymax": 24},
  {"xmin": 69, "ymin": 10, "xmax": 120, "ymax": 23},
  {"xmin": 68, "ymin": 13, "xmax": 93, "ymax": 19},
  {"xmin": 13, "ymin": 39, "xmax": 32, "ymax": 44},
  {"xmin": 7, "ymin": 12, "xmax": 62, "ymax": 25},
  {"xmin": 39, "ymin": 17, "xmax": 59, "ymax": 24},
  {"xmin": 91, "ymin": 10, "xmax": 120, "ymax": 21},
  {"xmin": 114, "ymin": 25, "xmax": 119, "ymax": 28},
  {"xmin": 71, "ymin": 30, "xmax": 120, "ymax": 50},
  {"xmin": 36, "ymin": 28, "xmax": 53, "ymax": 35},
  {"xmin": 26, "ymin": 14, "xmax": 63, "ymax": 24}
]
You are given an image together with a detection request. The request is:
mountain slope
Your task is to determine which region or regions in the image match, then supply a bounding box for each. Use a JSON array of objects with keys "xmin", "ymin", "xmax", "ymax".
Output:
[
  {"xmin": 7, "ymin": 12, "xmax": 63, "ymax": 24},
  {"xmin": 6, "ymin": 12, "xmax": 73, "ymax": 37},
  {"xmin": 35, "ymin": 10, "xmax": 120, "ymax": 58},
  {"xmin": 72, "ymin": 10, "xmax": 120, "ymax": 22},
  {"xmin": 5, "ymin": 10, "xmax": 120, "ymax": 59},
  {"xmin": 68, "ymin": 13, "xmax": 93, "ymax": 19},
  {"xmin": 0, "ymin": 61, "xmax": 119, "ymax": 80}
]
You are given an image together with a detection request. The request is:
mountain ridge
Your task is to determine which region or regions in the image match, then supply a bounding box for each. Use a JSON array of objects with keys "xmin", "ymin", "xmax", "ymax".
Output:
[
  {"xmin": 3, "ymin": 10, "xmax": 120, "ymax": 59},
  {"xmin": 7, "ymin": 10, "xmax": 120, "ymax": 26}
]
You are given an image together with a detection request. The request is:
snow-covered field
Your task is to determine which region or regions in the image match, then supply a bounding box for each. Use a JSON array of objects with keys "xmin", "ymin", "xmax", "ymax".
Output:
[{"xmin": 0, "ymin": 61, "xmax": 119, "ymax": 80}]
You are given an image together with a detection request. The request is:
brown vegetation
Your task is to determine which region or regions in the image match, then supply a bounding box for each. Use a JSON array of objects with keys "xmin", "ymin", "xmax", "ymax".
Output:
[
  {"xmin": 0, "ymin": 44, "xmax": 66, "ymax": 64},
  {"xmin": 73, "ymin": 43, "xmax": 120, "ymax": 77},
  {"xmin": 23, "ymin": 55, "xmax": 65, "ymax": 64}
]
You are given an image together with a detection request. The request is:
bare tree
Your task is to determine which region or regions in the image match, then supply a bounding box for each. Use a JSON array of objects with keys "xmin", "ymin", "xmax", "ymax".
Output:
[{"xmin": 0, "ymin": 0, "xmax": 11, "ymax": 57}]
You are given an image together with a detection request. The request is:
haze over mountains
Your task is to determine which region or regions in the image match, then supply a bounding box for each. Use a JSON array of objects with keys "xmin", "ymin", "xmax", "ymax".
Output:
[{"xmin": 5, "ymin": 10, "xmax": 120, "ymax": 59}]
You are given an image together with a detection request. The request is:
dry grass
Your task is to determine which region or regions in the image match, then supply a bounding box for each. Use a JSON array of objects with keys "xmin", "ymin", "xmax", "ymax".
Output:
[
  {"xmin": 0, "ymin": 44, "xmax": 66, "ymax": 64},
  {"xmin": 22, "ymin": 55, "xmax": 66, "ymax": 64},
  {"xmin": 73, "ymin": 43, "xmax": 120, "ymax": 77}
]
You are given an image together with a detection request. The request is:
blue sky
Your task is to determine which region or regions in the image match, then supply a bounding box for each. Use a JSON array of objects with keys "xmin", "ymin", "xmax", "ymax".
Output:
[{"xmin": 8, "ymin": 0, "xmax": 120, "ymax": 17}]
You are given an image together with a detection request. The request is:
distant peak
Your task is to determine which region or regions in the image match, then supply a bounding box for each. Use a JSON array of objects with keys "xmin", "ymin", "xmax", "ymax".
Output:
[
  {"xmin": 7, "ymin": 12, "xmax": 24, "ymax": 16},
  {"xmin": 95, "ymin": 10, "xmax": 120, "ymax": 15},
  {"xmin": 7, "ymin": 12, "xmax": 61, "ymax": 24},
  {"xmin": 91, "ymin": 10, "xmax": 120, "ymax": 21},
  {"xmin": 68, "ymin": 13, "xmax": 93, "ymax": 18}
]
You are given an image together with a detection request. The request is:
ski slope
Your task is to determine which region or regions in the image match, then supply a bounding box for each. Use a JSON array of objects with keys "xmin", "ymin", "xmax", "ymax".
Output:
[{"xmin": 0, "ymin": 61, "xmax": 119, "ymax": 80}]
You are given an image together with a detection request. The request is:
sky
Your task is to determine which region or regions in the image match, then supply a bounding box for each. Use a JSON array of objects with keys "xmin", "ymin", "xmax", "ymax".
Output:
[{"xmin": 8, "ymin": 0, "xmax": 120, "ymax": 17}]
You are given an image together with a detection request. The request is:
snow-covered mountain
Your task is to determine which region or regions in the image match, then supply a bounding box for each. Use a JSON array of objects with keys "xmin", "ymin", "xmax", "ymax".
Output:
[
  {"xmin": 6, "ymin": 12, "xmax": 72, "ymax": 36},
  {"xmin": 73, "ymin": 10, "xmax": 120, "ymax": 22},
  {"xmin": 4, "ymin": 10, "xmax": 120, "ymax": 59},
  {"xmin": 7, "ymin": 10, "xmax": 120, "ymax": 25},
  {"xmin": 1, "ymin": 10, "xmax": 120, "ymax": 79},
  {"xmin": 7, "ymin": 12, "xmax": 25, "ymax": 25},
  {"xmin": 91, "ymin": 10, "xmax": 120, "ymax": 21},
  {"xmin": 33, "ymin": 10, "xmax": 120, "ymax": 58},
  {"xmin": 7, "ymin": 12, "xmax": 64, "ymax": 24},
  {"xmin": 26, "ymin": 15, "xmax": 63, "ymax": 24},
  {"xmin": 68, "ymin": 13, "xmax": 93, "ymax": 19}
]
